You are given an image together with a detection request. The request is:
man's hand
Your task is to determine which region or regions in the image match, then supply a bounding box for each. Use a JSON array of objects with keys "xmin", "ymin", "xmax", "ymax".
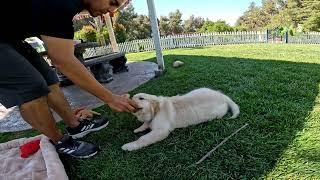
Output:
[{"xmin": 107, "ymin": 95, "xmax": 138, "ymax": 113}]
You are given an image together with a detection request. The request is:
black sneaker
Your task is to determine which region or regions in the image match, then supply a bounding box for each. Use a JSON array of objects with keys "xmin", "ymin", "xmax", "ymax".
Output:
[
  {"xmin": 55, "ymin": 135, "xmax": 98, "ymax": 158},
  {"xmin": 66, "ymin": 116, "xmax": 109, "ymax": 139}
]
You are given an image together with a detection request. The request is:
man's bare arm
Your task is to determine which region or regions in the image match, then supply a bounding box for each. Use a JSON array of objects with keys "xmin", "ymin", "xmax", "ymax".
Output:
[{"xmin": 41, "ymin": 35, "xmax": 137, "ymax": 112}]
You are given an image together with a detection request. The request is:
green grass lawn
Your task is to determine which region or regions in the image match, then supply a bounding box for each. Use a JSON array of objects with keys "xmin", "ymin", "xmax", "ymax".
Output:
[{"xmin": 1, "ymin": 44, "xmax": 320, "ymax": 179}]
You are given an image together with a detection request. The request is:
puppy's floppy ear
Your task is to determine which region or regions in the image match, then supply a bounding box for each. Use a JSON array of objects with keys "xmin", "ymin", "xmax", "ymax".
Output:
[{"xmin": 150, "ymin": 100, "xmax": 160, "ymax": 116}]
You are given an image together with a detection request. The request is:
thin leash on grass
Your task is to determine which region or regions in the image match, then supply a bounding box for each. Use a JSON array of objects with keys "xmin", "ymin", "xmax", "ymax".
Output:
[{"xmin": 195, "ymin": 123, "xmax": 249, "ymax": 165}]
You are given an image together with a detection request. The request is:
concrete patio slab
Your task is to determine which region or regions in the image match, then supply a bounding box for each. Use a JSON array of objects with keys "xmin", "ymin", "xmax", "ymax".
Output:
[{"xmin": 0, "ymin": 61, "xmax": 157, "ymax": 133}]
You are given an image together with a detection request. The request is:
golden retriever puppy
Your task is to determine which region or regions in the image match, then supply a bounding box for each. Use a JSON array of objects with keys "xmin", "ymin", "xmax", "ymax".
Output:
[{"xmin": 122, "ymin": 88, "xmax": 239, "ymax": 151}]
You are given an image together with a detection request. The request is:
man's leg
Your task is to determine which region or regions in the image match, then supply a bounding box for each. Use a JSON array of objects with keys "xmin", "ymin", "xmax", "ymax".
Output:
[
  {"xmin": 21, "ymin": 41, "xmax": 108, "ymax": 138},
  {"xmin": 13, "ymin": 41, "xmax": 79, "ymax": 128},
  {"xmin": 19, "ymin": 95, "xmax": 99, "ymax": 158},
  {"xmin": 17, "ymin": 41, "xmax": 109, "ymax": 139},
  {"xmin": 47, "ymin": 83, "xmax": 79, "ymax": 128},
  {"xmin": 0, "ymin": 42, "xmax": 63, "ymax": 143},
  {"xmin": 0, "ymin": 42, "xmax": 98, "ymax": 158},
  {"xmin": 19, "ymin": 96, "xmax": 63, "ymax": 143}
]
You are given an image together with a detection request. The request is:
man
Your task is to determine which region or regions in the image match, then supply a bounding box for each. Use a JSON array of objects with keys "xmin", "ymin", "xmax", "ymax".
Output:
[{"xmin": 0, "ymin": 0, "xmax": 137, "ymax": 158}]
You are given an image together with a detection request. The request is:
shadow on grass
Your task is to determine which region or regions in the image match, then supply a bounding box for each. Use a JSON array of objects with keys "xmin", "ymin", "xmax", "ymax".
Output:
[{"xmin": 46, "ymin": 55, "xmax": 320, "ymax": 179}]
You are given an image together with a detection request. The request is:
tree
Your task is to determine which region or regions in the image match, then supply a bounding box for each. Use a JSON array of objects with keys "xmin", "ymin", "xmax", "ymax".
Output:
[
  {"xmin": 302, "ymin": 0, "xmax": 320, "ymax": 31},
  {"xmin": 234, "ymin": 25, "xmax": 248, "ymax": 32},
  {"xmin": 168, "ymin": 10, "xmax": 183, "ymax": 35},
  {"xmin": 304, "ymin": 13, "xmax": 320, "ymax": 31},
  {"xmin": 114, "ymin": 4, "xmax": 138, "ymax": 41},
  {"xmin": 159, "ymin": 10, "xmax": 184, "ymax": 36},
  {"xmin": 131, "ymin": 15, "xmax": 152, "ymax": 39},
  {"xmin": 268, "ymin": 11, "xmax": 292, "ymax": 29},
  {"xmin": 236, "ymin": 2, "xmax": 265, "ymax": 30},
  {"xmin": 114, "ymin": 23, "xmax": 127, "ymax": 43},
  {"xmin": 236, "ymin": 0, "xmax": 320, "ymax": 32},
  {"xmin": 159, "ymin": 16, "xmax": 170, "ymax": 36},
  {"xmin": 260, "ymin": 0, "xmax": 279, "ymax": 26},
  {"xmin": 183, "ymin": 15, "xmax": 205, "ymax": 33},
  {"xmin": 276, "ymin": 0, "xmax": 286, "ymax": 9},
  {"xmin": 274, "ymin": 0, "xmax": 319, "ymax": 30},
  {"xmin": 199, "ymin": 20, "xmax": 233, "ymax": 32},
  {"xmin": 112, "ymin": 4, "xmax": 152, "ymax": 42},
  {"xmin": 73, "ymin": 17, "xmax": 94, "ymax": 32},
  {"xmin": 74, "ymin": 25, "xmax": 97, "ymax": 42},
  {"xmin": 301, "ymin": 0, "xmax": 320, "ymax": 20},
  {"xmin": 285, "ymin": 0, "xmax": 306, "ymax": 27},
  {"xmin": 96, "ymin": 26, "xmax": 110, "ymax": 44},
  {"xmin": 199, "ymin": 21, "xmax": 214, "ymax": 32}
]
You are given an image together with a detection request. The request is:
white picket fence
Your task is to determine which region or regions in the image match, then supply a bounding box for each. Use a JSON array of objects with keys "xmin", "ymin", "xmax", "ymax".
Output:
[
  {"xmin": 83, "ymin": 31, "xmax": 266, "ymax": 58},
  {"xmin": 288, "ymin": 32, "xmax": 320, "ymax": 44},
  {"xmin": 82, "ymin": 31, "xmax": 320, "ymax": 58}
]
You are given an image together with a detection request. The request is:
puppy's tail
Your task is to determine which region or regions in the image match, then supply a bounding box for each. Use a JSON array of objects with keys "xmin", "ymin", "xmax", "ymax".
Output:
[{"xmin": 226, "ymin": 97, "xmax": 240, "ymax": 119}]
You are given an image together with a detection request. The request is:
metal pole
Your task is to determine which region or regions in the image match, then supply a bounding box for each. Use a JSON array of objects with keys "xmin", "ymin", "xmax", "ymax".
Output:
[
  {"xmin": 285, "ymin": 31, "xmax": 289, "ymax": 44},
  {"xmin": 147, "ymin": 0, "xmax": 165, "ymax": 71}
]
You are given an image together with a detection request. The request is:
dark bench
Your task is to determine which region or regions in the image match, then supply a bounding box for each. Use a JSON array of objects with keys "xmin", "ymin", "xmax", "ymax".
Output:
[
  {"xmin": 56, "ymin": 42, "xmax": 128, "ymax": 86},
  {"xmin": 82, "ymin": 52, "xmax": 128, "ymax": 84}
]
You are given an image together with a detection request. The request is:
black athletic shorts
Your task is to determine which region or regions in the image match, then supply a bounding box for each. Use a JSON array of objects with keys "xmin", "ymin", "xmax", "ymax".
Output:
[{"xmin": 0, "ymin": 41, "xmax": 59, "ymax": 108}]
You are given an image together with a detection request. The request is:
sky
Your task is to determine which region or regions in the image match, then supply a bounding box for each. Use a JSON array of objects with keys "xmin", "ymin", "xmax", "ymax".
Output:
[{"xmin": 131, "ymin": 0, "xmax": 262, "ymax": 26}]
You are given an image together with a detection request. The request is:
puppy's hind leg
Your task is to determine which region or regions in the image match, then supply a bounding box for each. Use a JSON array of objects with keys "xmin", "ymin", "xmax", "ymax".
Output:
[
  {"xmin": 213, "ymin": 103, "xmax": 229, "ymax": 119},
  {"xmin": 134, "ymin": 122, "xmax": 150, "ymax": 133},
  {"xmin": 122, "ymin": 129, "xmax": 170, "ymax": 151}
]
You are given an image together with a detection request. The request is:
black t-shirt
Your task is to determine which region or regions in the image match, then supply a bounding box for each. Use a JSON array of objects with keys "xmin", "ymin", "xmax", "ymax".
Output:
[{"xmin": 1, "ymin": 0, "xmax": 84, "ymax": 43}]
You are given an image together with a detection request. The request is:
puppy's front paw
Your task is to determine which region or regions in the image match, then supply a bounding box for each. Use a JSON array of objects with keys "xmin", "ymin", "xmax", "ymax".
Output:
[
  {"xmin": 121, "ymin": 142, "xmax": 140, "ymax": 151},
  {"xmin": 134, "ymin": 128, "xmax": 145, "ymax": 133}
]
